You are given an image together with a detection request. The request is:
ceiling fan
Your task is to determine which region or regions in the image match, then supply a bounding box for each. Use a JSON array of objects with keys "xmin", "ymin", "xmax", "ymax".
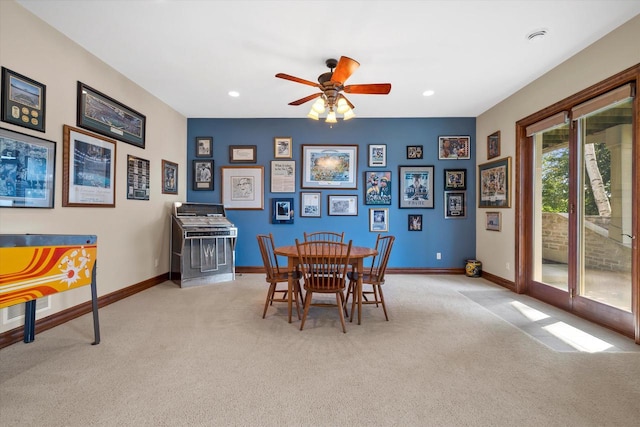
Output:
[{"xmin": 275, "ymin": 56, "xmax": 391, "ymax": 122}]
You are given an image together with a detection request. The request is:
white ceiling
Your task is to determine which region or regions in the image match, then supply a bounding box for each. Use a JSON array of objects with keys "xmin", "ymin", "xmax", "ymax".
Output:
[{"xmin": 17, "ymin": 0, "xmax": 640, "ymax": 119}]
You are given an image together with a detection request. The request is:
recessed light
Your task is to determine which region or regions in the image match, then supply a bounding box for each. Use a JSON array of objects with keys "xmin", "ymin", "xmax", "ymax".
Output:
[
  {"xmin": 228, "ymin": 91, "xmax": 240, "ymax": 97},
  {"xmin": 422, "ymin": 90, "xmax": 435, "ymax": 97},
  {"xmin": 527, "ymin": 29, "xmax": 548, "ymax": 42}
]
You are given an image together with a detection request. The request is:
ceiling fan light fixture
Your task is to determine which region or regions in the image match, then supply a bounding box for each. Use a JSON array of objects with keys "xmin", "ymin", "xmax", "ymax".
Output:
[
  {"xmin": 336, "ymin": 97, "xmax": 349, "ymax": 114},
  {"xmin": 307, "ymin": 109, "xmax": 320, "ymax": 120},
  {"xmin": 312, "ymin": 97, "xmax": 326, "ymax": 113},
  {"xmin": 325, "ymin": 110, "xmax": 337, "ymax": 123},
  {"xmin": 343, "ymin": 109, "xmax": 355, "ymax": 121}
]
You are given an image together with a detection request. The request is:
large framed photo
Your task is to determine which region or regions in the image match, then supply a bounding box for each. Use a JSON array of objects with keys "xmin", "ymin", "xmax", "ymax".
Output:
[
  {"xmin": 271, "ymin": 160, "xmax": 295, "ymax": 193},
  {"xmin": 161, "ymin": 159, "xmax": 178, "ymax": 195},
  {"xmin": 192, "ymin": 159, "xmax": 213, "ymax": 191},
  {"xmin": 438, "ymin": 136, "xmax": 470, "ymax": 160},
  {"xmin": 274, "ymin": 137, "xmax": 292, "ymax": 159},
  {"xmin": 369, "ymin": 208, "xmax": 389, "ymax": 232},
  {"xmin": 444, "ymin": 191, "xmax": 466, "ymax": 219},
  {"xmin": 1, "ymin": 67, "xmax": 46, "ymax": 132},
  {"xmin": 444, "ymin": 169, "xmax": 466, "ymax": 190},
  {"xmin": 0, "ymin": 127, "xmax": 55, "ymax": 208},
  {"xmin": 195, "ymin": 136, "xmax": 213, "ymax": 158},
  {"xmin": 301, "ymin": 144, "xmax": 358, "ymax": 189},
  {"xmin": 221, "ymin": 166, "xmax": 264, "ymax": 210},
  {"xmin": 127, "ymin": 155, "xmax": 150, "ymax": 200},
  {"xmin": 229, "ymin": 145, "xmax": 257, "ymax": 163},
  {"xmin": 364, "ymin": 170, "xmax": 391, "ymax": 205},
  {"xmin": 328, "ymin": 194, "xmax": 358, "ymax": 216},
  {"xmin": 77, "ymin": 82, "xmax": 146, "ymax": 149},
  {"xmin": 300, "ymin": 191, "xmax": 321, "ymax": 217},
  {"xmin": 368, "ymin": 144, "xmax": 386, "ymax": 167},
  {"xmin": 399, "ymin": 165, "xmax": 434, "ymax": 209},
  {"xmin": 272, "ymin": 197, "xmax": 294, "ymax": 224},
  {"xmin": 487, "ymin": 131, "xmax": 501, "ymax": 160},
  {"xmin": 486, "ymin": 211, "xmax": 502, "ymax": 231},
  {"xmin": 62, "ymin": 125, "xmax": 116, "ymax": 207},
  {"xmin": 478, "ymin": 156, "xmax": 511, "ymax": 208}
]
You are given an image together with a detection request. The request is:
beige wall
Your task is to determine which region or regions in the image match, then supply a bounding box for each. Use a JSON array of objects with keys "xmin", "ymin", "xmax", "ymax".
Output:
[
  {"xmin": 0, "ymin": 1, "xmax": 187, "ymax": 333},
  {"xmin": 475, "ymin": 15, "xmax": 640, "ymax": 282}
]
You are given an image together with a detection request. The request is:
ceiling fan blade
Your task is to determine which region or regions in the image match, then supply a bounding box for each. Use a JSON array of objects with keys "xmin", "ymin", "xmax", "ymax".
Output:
[
  {"xmin": 330, "ymin": 56, "xmax": 360, "ymax": 85},
  {"xmin": 288, "ymin": 93, "xmax": 322, "ymax": 106},
  {"xmin": 275, "ymin": 73, "xmax": 320, "ymax": 88},
  {"xmin": 343, "ymin": 83, "xmax": 392, "ymax": 95}
]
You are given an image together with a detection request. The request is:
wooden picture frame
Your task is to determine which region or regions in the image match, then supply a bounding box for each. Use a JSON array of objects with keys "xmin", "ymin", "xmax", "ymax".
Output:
[
  {"xmin": 272, "ymin": 197, "xmax": 294, "ymax": 224},
  {"xmin": 229, "ymin": 145, "xmax": 257, "ymax": 163},
  {"xmin": 444, "ymin": 169, "xmax": 466, "ymax": 190},
  {"xmin": 364, "ymin": 170, "xmax": 392, "ymax": 205},
  {"xmin": 1, "ymin": 67, "xmax": 46, "ymax": 132},
  {"xmin": 369, "ymin": 208, "xmax": 389, "ymax": 232},
  {"xmin": 274, "ymin": 137, "xmax": 292, "ymax": 158},
  {"xmin": 487, "ymin": 131, "xmax": 501, "ymax": 160},
  {"xmin": 486, "ymin": 211, "xmax": 502, "ymax": 231},
  {"xmin": 161, "ymin": 159, "xmax": 178, "ymax": 195},
  {"xmin": 408, "ymin": 214, "xmax": 422, "ymax": 231},
  {"xmin": 0, "ymin": 127, "xmax": 55, "ymax": 208},
  {"xmin": 195, "ymin": 136, "xmax": 213, "ymax": 158},
  {"xmin": 438, "ymin": 136, "xmax": 470, "ymax": 160},
  {"xmin": 368, "ymin": 144, "xmax": 386, "ymax": 167},
  {"xmin": 478, "ymin": 156, "xmax": 511, "ymax": 208},
  {"xmin": 221, "ymin": 166, "xmax": 264, "ymax": 210},
  {"xmin": 328, "ymin": 194, "xmax": 358, "ymax": 216},
  {"xmin": 126, "ymin": 155, "xmax": 150, "ymax": 200},
  {"xmin": 300, "ymin": 191, "xmax": 321, "ymax": 217},
  {"xmin": 301, "ymin": 144, "xmax": 358, "ymax": 189},
  {"xmin": 62, "ymin": 125, "xmax": 117, "ymax": 207},
  {"xmin": 399, "ymin": 165, "xmax": 434, "ymax": 209},
  {"xmin": 270, "ymin": 160, "xmax": 295, "ymax": 193},
  {"xmin": 406, "ymin": 145, "xmax": 423, "ymax": 159},
  {"xmin": 444, "ymin": 191, "xmax": 466, "ymax": 219},
  {"xmin": 77, "ymin": 81, "xmax": 145, "ymax": 148},
  {"xmin": 192, "ymin": 159, "xmax": 213, "ymax": 191}
]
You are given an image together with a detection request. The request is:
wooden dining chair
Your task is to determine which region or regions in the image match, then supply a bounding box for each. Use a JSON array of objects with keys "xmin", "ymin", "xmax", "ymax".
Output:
[
  {"xmin": 345, "ymin": 234, "xmax": 395, "ymax": 322},
  {"xmin": 256, "ymin": 234, "xmax": 303, "ymax": 319},
  {"xmin": 295, "ymin": 239, "xmax": 352, "ymax": 333},
  {"xmin": 303, "ymin": 231, "xmax": 345, "ymax": 243}
]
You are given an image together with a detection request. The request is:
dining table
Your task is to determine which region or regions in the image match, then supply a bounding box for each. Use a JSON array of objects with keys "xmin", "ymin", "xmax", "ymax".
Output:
[{"xmin": 273, "ymin": 243, "xmax": 378, "ymax": 325}]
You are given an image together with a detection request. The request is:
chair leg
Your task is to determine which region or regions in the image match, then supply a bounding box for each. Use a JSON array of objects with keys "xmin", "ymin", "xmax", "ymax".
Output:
[
  {"xmin": 350, "ymin": 282, "xmax": 358, "ymax": 323},
  {"xmin": 336, "ymin": 293, "xmax": 347, "ymax": 333},
  {"xmin": 263, "ymin": 282, "xmax": 276, "ymax": 318},
  {"xmin": 377, "ymin": 285, "xmax": 389, "ymax": 321},
  {"xmin": 293, "ymin": 281, "xmax": 302, "ymax": 320},
  {"xmin": 372, "ymin": 284, "xmax": 380, "ymax": 307},
  {"xmin": 300, "ymin": 290, "xmax": 312, "ymax": 331}
]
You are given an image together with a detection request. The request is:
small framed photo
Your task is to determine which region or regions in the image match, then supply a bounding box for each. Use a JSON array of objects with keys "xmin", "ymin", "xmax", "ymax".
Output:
[
  {"xmin": 272, "ymin": 197, "xmax": 294, "ymax": 224},
  {"xmin": 479, "ymin": 156, "xmax": 511, "ymax": 208},
  {"xmin": 126, "ymin": 155, "xmax": 150, "ymax": 201},
  {"xmin": 328, "ymin": 194, "xmax": 358, "ymax": 216},
  {"xmin": 487, "ymin": 131, "xmax": 501, "ymax": 160},
  {"xmin": 368, "ymin": 144, "xmax": 386, "ymax": 167},
  {"xmin": 193, "ymin": 159, "xmax": 214, "ymax": 191},
  {"xmin": 229, "ymin": 145, "xmax": 257, "ymax": 163},
  {"xmin": 364, "ymin": 170, "xmax": 392, "ymax": 205},
  {"xmin": 1, "ymin": 67, "xmax": 46, "ymax": 132},
  {"xmin": 444, "ymin": 169, "xmax": 466, "ymax": 190},
  {"xmin": 444, "ymin": 191, "xmax": 466, "ymax": 219},
  {"xmin": 408, "ymin": 214, "xmax": 422, "ymax": 231},
  {"xmin": 271, "ymin": 160, "xmax": 295, "ymax": 193},
  {"xmin": 300, "ymin": 191, "xmax": 321, "ymax": 217},
  {"xmin": 486, "ymin": 211, "xmax": 502, "ymax": 231},
  {"xmin": 195, "ymin": 136, "xmax": 213, "ymax": 158},
  {"xmin": 406, "ymin": 145, "xmax": 423, "ymax": 159},
  {"xmin": 369, "ymin": 208, "xmax": 389, "ymax": 232},
  {"xmin": 438, "ymin": 136, "xmax": 470, "ymax": 160},
  {"xmin": 399, "ymin": 165, "xmax": 434, "ymax": 209},
  {"xmin": 221, "ymin": 166, "xmax": 264, "ymax": 210},
  {"xmin": 274, "ymin": 137, "xmax": 292, "ymax": 158},
  {"xmin": 161, "ymin": 159, "xmax": 178, "ymax": 195}
]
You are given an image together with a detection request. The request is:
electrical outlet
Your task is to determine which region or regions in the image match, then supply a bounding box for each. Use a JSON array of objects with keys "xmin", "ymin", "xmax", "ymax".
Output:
[
  {"xmin": 154, "ymin": 258, "xmax": 159, "ymax": 267},
  {"xmin": 436, "ymin": 252, "xmax": 441, "ymax": 260},
  {"xmin": 505, "ymin": 262, "xmax": 510, "ymax": 271}
]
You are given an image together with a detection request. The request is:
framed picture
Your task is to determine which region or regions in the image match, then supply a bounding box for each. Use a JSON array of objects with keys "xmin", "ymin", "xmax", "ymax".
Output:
[
  {"xmin": 274, "ymin": 137, "xmax": 292, "ymax": 158},
  {"xmin": 369, "ymin": 208, "xmax": 389, "ymax": 232},
  {"xmin": 301, "ymin": 144, "xmax": 358, "ymax": 189},
  {"xmin": 195, "ymin": 136, "xmax": 213, "ymax": 158},
  {"xmin": 272, "ymin": 197, "xmax": 294, "ymax": 224},
  {"xmin": 192, "ymin": 159, "xmax": 213, "ymax": 191},
  {"xmin": 444, "ymin": 169, "xmax": 466, "ymax": 190},
  {"xmin": 300, "ymin": 191, "xmax": 321, "ymax": 217},
  {"xmin": 126, "ymin": 155, "xmax": 150, "ymax": 200},
  {"xmin": 368, "ymin": 144, "xmax": 386, "ymax": 167},
  {"xmin": 161, "ymin": 159, "xmax": 178, "ymax": 195},
  {"xmin": 487, "ymin": 131, "xmax": 501, "ymax": 160},
  {"xmin": 1, "ymin": 67, "xmax": 46, "ymax": 132},
  {"xmin": 77, "ymin": 81, "xmax": 146, "ymax": 148},
  {"xmin": 229, "ymin": 145, "xmax": 257, "ymax": 163},
  {"xmin": 271, "ymin": 160, "xmax": 295, "ymax": 193},
  {"xmin": 62, "ymin": 125, "xmax": 116, "ymax": 207},
  {"xmin": 486, "ymin": 211, "xmax": 502, "ymax": 231},
  {"xmin": 406, "ymin": 145, "xmax": 423, "ymax": 159},
  {"xmin": 0, "ymin": 127, "xmax": 55, "ymax": 208},
  {"xmin": 444, "ymin": 191, "xmax": 466, "ymax": 218},
  {"xmin": 399, "ymin": 165, "xmax": 434, "ymax": 209},
  {"xmin": 364, "ymin": 170, "xmax": 392, "ymax": 205},
  {"xmin": 221, "ymin": 166, "xmax": 264, "ymax": 210},
  {"xmin": 408, "ymin": 214, "xmax": 422, "ymax": 231},
  {"xmin": 328, "ymin": 194, "xmax": 358, "ymax": 216},
  {"xmin": 478, "ymin": 156, "xmax": 511, "ymax": 208},
  {"xmin": 438, "ymin": 136, "xmax": 470, "ymax": 160}
]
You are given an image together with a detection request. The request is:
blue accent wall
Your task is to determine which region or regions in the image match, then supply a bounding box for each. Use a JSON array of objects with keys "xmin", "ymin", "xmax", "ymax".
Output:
[{"xmin": 187, "ymin": 118, "xmax": 476, "ymax": 269}]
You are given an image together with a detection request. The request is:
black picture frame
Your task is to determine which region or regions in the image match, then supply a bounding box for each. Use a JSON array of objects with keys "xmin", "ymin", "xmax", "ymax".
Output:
[
  {"xmin": 408, "ymin": 214, "xmax": 423, "ymax": 231},
  {"xmin": 1, "ymin": 67, "xmax": 46, "ymax": 132},
  {"xmin": 161, "ymin": 159, "xmax": 178, "ymax": 195},
  {"xmin": 478, "ymin": 157, "xmax": 511, "ymax": 208},
  {"xmin": 193, "ymin": 159, "xmax": 214, "ymax": 191},
  {"xmin": 444, "ymin": 169, "xmax": 466, "ymax": 190},
  {"xmin": 487, "ymin": 131, "xmax": 501, "ymax": 160},
  {"xmin": 126, "ymin": 155, "xmax": 150, "ymax": 200},
  {"xmin": 444, "ymin": 191, "xmax": 466, "ymax": 219},
  {"xmin": 399, "ymin": 165, "xmax": 434, "ymax": 209},
  {"xmin": 272, "ymin": 197, "xmax": 294, "ymax": 224},
  {"xmin": 77, "ymin": 81, "xmax": 146, "ymax": 148},
  {"xmin": 195, "ymin": 136, "xmax": 213, "ymax": 158},
  {"xmin": 364, "ymin": 170, "xmax": 392, "ymax": 205},
  {"xmin": 229, "ymin": 145, "xmax": 257, "ymax": 163},
  {"xmin": 406, "ymin": 145, "xmax": 423, "ymax": 159}
]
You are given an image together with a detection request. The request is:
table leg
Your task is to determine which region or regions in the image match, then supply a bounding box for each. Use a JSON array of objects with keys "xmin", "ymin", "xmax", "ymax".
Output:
[
  {"xmin": 357, "ymin": 259, "xmax": 363, "ymax": 325},
  {"xmin": 288, "ymin": 256, "xmax": 295, "ymax": 323}
]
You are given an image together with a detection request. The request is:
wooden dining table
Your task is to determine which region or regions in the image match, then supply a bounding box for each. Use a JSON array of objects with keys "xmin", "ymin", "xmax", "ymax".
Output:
[{"xmin": 273, "ymin": 244, "xmax": 378, "ymax": 325}]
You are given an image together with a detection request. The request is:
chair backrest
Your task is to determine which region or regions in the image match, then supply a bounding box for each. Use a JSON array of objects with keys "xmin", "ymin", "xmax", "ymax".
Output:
[
  {"xmin": 295, "ymin": 239, "xmax": 352, "ymax": 291},
  {"xmin": 367, "ymin": 235, "xmax": 395, "ymax": 281},
  {"xmin": 303, "ymin": 231, "xmax": 345, "ymax": 243},
  {"xmin": 256, "ymin": 233, "xmax": 280, "ymax": 280}
]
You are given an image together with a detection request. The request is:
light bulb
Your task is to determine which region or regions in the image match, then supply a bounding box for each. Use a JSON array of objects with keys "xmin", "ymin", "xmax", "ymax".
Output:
[
  {"xmin": 325, "ymin": 111, "xmax": 337, "ymax": 123},
  {"xmin": 312, "ymin": 98, "xmax": 326, "ymax": 113}
]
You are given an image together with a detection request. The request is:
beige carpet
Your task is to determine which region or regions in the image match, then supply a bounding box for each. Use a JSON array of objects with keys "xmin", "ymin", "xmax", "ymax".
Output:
[{"xmin": 1, "ymin": 274, "xmax": 639, "ymax": 426}]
